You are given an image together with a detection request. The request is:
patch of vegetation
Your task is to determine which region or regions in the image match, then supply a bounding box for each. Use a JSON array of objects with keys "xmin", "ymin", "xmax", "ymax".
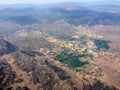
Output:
[
  {"xmin": 79, "ymin": 49, "xmax": 93, "ymax": 58},
  {"xmin": 15, "ymin": 87, "xmax": 30, "ymax": 90},
  {"xmin": 59, "ymin": 35, "xmax": 76, "ymax": 41},
  {"xmin": 79, "ymin": 35, "xmax": 88, "ymax": 45},
  {"xmin": 94, "ymin": 39, "xmax": 111, "ymax": 51},
  {"xmin": 21, "ymin": 50, "xmax": 44, "ymax": 57},
  {"xmin": 15, "ymin": 79, "xmax": 24, "ymax": 83},
  {"xmin": 79, "ymin": 35, "xmax": 92, "ymax": 46},
  {"xmin": 54, "ymin": 48, "xmax": 89, "ymax": 69}
]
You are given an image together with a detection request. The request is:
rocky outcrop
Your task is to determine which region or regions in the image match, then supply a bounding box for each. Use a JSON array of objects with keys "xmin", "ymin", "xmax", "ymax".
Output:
[
  {"xmin": 45, "ymin": 60, "xmax": 71, "ymax": 80},
  {"xmin": 0, "ymin": 60, "xmax": 16, "ymax": 90},
  {"xmin": 13, "ymin": 52, "xmax": 76, "ymax": 90},
  {"xmin": 83, "ymin": 80, "xmax": 118, "ymax": 90}
]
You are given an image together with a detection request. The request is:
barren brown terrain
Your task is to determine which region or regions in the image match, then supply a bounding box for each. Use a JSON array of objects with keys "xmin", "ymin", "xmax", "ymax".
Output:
[{"xmin": 0, "ymin": 3, "xmax": 120, "ymax": 90}]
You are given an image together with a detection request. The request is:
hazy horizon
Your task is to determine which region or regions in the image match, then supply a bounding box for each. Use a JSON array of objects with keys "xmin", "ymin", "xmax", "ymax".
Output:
[{"xmin": 0, "ymin": 0, "xmax": 120, "ymax": 5}]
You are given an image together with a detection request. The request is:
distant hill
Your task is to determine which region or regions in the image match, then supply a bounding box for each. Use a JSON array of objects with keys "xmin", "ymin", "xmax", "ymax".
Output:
[{"xmin": 0, "ymin": 4, "xmax": 120, "ymax": 26}]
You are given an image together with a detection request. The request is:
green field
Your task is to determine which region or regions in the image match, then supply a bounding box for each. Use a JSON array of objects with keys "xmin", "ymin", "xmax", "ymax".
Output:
[{"xmin": 54, "ymin": 48, "xmax": 89, "ymax": 69}]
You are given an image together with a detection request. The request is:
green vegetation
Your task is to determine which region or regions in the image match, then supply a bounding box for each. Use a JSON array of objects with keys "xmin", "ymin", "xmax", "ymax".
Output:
[
  {"xmin": 15, "ymin": 79, "xmax": 24, "ymax": 83},
  {"xmin": 21, "ymin": 50, "xmax": 44, "ymax": 57},
  {"xmin": 94, "ymin": 39, "xmax": 110, "ymax": 51},
  {"xmin": 59, "ymin": 35, "xmax": 76, "ymax": 41},
  {"xmin": 79, "ymin": 36, "xmax": 88, "ymax": 45},
  {"xmin": 54, "ymin": 48, "xmax": 89, "ymax": 69},
  {"xmin": 79, "ymin": 35, "xmax": 91, "ymax": 46}
]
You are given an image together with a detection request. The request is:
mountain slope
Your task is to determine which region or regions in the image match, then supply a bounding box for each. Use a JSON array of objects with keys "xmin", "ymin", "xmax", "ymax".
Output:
[
  {"xmin": 0, "ymin": 5, "xmax": 120, "ymax": 26},
  {"xmin": 0, "ymin": 39, "xmax": 119, "ymax": 90}
]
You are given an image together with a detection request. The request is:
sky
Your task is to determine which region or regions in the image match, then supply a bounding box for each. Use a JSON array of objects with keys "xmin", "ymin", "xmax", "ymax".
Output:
[{"xmin": 0, "ymin": 0, "xmax": 119, "ymax": 4}]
